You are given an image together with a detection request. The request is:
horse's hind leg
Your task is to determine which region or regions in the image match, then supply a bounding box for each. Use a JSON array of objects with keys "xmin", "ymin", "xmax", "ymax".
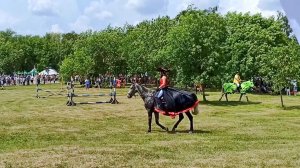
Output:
[
  {"xmin": 171, "ymin": 113, "xmax": 184, "ymax": 133},
  {"xmin": 219, "ymin": 87, "xmax": 225, "ymax": 101},
  {"xmin": 154, "ymin": 112, "xmax": 168, "ymax": 132},
  {"xmin": 186, "ymin": 112, "xmax": 194, "ymax": 133},
  {"xmin": 219, "ymin": 93, "xmax": 224, "ymax": 101},
  {"xmin": 147, "ymin": 110, "xmax": 152, "ymax": 132},
  {"xmin": 239, "ymin": 94, "xmax": 243, "ymax": 101}
]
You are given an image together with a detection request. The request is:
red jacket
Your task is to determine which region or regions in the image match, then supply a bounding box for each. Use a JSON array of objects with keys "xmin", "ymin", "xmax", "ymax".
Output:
[{"xmin": 159, "ymin": 76, "xmax": 169, "ymax": 89}]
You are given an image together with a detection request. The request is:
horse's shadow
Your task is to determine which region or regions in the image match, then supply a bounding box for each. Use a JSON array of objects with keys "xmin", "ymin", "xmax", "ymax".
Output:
[
  {"xmin": 171, "ymin": 130, "xmax": 211, "ymax": 134},
  {"xmin": 156, "ymin": 129, "xmax": 211, "ymax": 134},
  {"xmin": 201, "ymin": 100, "xmax": 261, "ymax": 106},
  {"xmin": 283, "ymin": 105, "xmax": 300, "ymax": 110}
]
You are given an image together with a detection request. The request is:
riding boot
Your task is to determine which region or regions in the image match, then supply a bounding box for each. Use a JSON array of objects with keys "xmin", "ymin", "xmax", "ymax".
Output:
[
  {"xmin": 155, "ymin": 97, "xmax": 162, "ymax": 109},
  {"xmin": 160, "ymin": 97, "xmax": 169, "ymax": 115},
  {"xmin": 237, "ymin": 86, "xmax": 241, "ymax": 93}
]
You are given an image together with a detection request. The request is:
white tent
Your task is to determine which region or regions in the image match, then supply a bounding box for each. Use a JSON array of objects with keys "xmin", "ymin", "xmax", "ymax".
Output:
[{"xmin": 39, "ymin": 69, "xmax": 58, "ymax": 75}]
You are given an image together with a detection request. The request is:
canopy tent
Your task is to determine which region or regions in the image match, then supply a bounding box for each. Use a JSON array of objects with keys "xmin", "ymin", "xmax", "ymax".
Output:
[
  {"xmin": 29, "ymin": 68, "xmax": 38, "ymax": 76},
  {"xmin": 39, "ymin": 68, "xmax": 58, "ymax": 75}
]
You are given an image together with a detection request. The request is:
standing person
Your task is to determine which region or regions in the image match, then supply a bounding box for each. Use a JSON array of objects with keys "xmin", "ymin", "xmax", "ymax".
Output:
[
  {"xmin": 85, "ymin": 78, "xmax": 90, "ymax": 90},
  {"xmin": 233, "ymin": 71, "xmax": 242, "ymax": 92},
  {"xmin": 286, "ymin": 87, "xmax": 291, "ymax": 96},
  {"xmin": 293, "ymin": 80, "xmax": 297, "ymax": 96},
  {"xmin": 0, "ymin": 76, "xmax": 3, "ymax": 89},
  {"xmin": 95, "ymin": 77, "xmax": 100, "ymax": 89},
  {"xmin": 293, "ymin": 82, "xmax": 298, "ymax": 96}
]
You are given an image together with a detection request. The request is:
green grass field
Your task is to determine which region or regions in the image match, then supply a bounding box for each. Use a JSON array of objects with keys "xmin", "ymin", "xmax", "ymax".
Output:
[{"xmin": 0, "ymin": 84, "xmax": 299, "ymax": 167}]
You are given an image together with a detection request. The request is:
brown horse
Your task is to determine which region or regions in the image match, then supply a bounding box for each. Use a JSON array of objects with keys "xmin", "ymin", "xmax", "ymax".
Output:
[{"xmin": 127, "ymin": 83, "xmax": 199, "ymax": 133}]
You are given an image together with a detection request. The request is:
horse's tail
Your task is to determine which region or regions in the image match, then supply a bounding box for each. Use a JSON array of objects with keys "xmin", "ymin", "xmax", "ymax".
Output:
[{"xmin": 192, "ymin": 103, "xmax": 199, "ymax": 115}]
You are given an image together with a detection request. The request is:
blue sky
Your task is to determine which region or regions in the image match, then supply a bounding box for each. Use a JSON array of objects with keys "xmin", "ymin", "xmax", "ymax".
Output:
[{"xmin": 0, "ymin": 0, "xmax": 299, "ymax": 40}]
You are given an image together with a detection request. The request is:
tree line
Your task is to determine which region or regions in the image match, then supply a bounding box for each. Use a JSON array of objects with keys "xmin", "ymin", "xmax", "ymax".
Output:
[{"xmin": 1, "ymin": 7, "xmax": 299, "ymax": 96}]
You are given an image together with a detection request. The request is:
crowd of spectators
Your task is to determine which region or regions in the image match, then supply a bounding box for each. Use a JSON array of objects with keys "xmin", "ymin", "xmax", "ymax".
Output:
[
  {"xmin": 1, "ymin": 72, "xmax": 158, "ymax": 89},
  {"xmin": 0, "ymin": 74, "xmax": 58, "ymax": 87},
  {"xmin": 71, "ymin": 73, "xmax": 158, "ymax": 89}
]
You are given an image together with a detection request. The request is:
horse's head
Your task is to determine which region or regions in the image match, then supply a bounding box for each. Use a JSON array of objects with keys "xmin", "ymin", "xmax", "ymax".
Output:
[{"xmin": 127, "ymin": 83, "xmax": 137, "ymax": 98}]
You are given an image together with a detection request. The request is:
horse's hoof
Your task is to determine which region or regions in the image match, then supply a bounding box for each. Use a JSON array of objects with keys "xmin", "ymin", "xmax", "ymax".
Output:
[
  {"xmin": 168, "ymin": 129, "xmax": 176, "ymax": 134},
  {"xmin": 188, "ymin": 131, "xmax": 193, "ymax": 134},
  {"xmin": 147, "ymin": 130, "xmax": 151, "ymax": 133}
]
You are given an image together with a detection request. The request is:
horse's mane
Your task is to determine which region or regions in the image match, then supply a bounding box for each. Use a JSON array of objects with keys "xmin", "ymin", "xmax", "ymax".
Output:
[
  {"xmin": 139, "ymin": 84, "xmax": 154, "ymax": 93},
  {"xmin": 134, "ymin": 83, "xmax": 155, "ymax": 100}
]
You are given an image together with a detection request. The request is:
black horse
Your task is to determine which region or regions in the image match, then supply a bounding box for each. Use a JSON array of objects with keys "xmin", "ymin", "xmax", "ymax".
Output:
[{"xmin": 127, "ymin": 83, "xmax": 199, "ymax": 133}]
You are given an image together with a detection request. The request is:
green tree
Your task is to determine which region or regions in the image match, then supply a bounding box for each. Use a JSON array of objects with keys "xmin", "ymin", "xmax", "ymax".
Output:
[
  {"xmin": 37, "ymin": 33, "xmax": 62, "ymax": 71},
  {"xmin": 165, "ymin": 7, "xmax": 226, "ymax": 100},
  {"xmin": 260, "ymin": 40, "xmax": 300, "ymax": 107},
  {"xmin": 74, "ymin": 28, "xmax": 126, "ymax": 76},
  {"xmin": 123, "ymin": 16, "xmax": 174, "ymax": 76},
  {"xmin": 60, "ymin": 50, "xmax": 94, "ymax": 81}
]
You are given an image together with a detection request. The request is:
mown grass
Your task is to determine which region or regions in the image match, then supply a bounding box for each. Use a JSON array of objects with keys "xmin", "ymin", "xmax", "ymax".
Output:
[{"xmin": 0, "ymin": 84, "xmax": 299, "ymax": 167}]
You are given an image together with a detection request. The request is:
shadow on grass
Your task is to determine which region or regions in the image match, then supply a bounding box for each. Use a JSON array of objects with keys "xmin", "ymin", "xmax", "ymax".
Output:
[
  {"xmin": 155, "ymin": 129, "xmax": 211, "ymax": 134},
  {"xmin": 283, "ymin": 105, "xmax": 300, "ymax": 110},
  {"xmin": 159, "ymin": 129, "xmax": 212, "ymax": 134},
  {"xmin": 201, "ymin": 100, "xmax": 262, "ymax": 106},
  {"xmin": 174, "ymin": 129, "xmax": 211, "ymax": 134}
]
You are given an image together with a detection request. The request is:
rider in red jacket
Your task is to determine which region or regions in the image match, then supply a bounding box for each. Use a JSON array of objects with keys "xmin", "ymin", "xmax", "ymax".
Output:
[{"xmin": 156, "ymin": 67, "xmax": 170, "ymax": 111}]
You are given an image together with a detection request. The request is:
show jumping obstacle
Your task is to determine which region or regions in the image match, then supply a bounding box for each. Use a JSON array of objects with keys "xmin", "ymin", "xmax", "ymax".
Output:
[
  {"xmin": 36, "ymin": 83, "xmax": 64, "ymax": 98},
  {"xmin": 66, "ymin": 81, "xmax": 119, "ymax": 106}
]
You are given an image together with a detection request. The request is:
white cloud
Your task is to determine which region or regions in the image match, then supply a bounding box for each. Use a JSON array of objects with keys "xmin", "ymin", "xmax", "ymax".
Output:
[
  {"xmin": 258, "ymin": 0, "xmax": 282, "ymax": 11},
  {"xmin": 0, "ymin": 0, "xmax": 298, "ymax": 38},
  {"xmin": 27, "ymin": 0, "xmax": 59, "ymax": 16},
  {"xmin": 217, "ymin": 0, "xmax": 299, "ymax": 40},
  {"xmin": 94, "ymin": 11, "xmax": 113, "ymax": 20},
  {"xmin": 70, "ymin": 16, "xmax": 93, "ymax": 33},
  {"xmin": 219, "ymin": 0, "xmax": 280, "ymax": 17},
  {"xmin": 126, "ymin": 0, "xmax": 144, "ymax": 9},
  {"xmin": 0, "ymin": 10, "xmax": 19, "ymax": 26},
  {"xmin": 50, "ymin": 24, "xmax": 64, "ymax": 33},
  {"xmin": 69, "ymin": 0, "xmax": 116, "ymax": 33},
  {"xmin": 219, "ymin": 0, "xmax": 260, "ymax": 14},
  {"xmin": 84, "ymin": 1, "xmax": 113, "ymax": 20},
  {"xmin": 175, "ymin": 0, "xmax": 193, "ymax": 12},
  {"xmin": 126, "ymin": 0, "xmax": 168, "ymax": 15}
]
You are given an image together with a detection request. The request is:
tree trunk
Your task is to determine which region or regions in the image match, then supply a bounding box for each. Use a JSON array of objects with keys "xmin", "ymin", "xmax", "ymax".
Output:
[
  {"xmin": 280, "ymin": 90, "xmax": 284, "ymax": 107},
  {"xmin": 202, "ymin": 85, "xmax": 207, "ymax": 101}
]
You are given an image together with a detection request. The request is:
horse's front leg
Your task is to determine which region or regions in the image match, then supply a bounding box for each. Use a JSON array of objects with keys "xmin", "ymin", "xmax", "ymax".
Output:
[
  {"xmin": 154, "ymin": 112, "xmax": 168, "ymax": 132},
  {"xmin": 147, "ymin": 110, "xmax": 152, "ymax": 133},
  {"xmin": 245, "ymin": 94, "xmax": 249, "ymax": 102},
  {"xmin": 171, "ymin": 113, "xmax": 184, "ymax": 133},
  {"xmin": 225, "ymin": 93, "xmax": 228, "ymax": 102}
]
